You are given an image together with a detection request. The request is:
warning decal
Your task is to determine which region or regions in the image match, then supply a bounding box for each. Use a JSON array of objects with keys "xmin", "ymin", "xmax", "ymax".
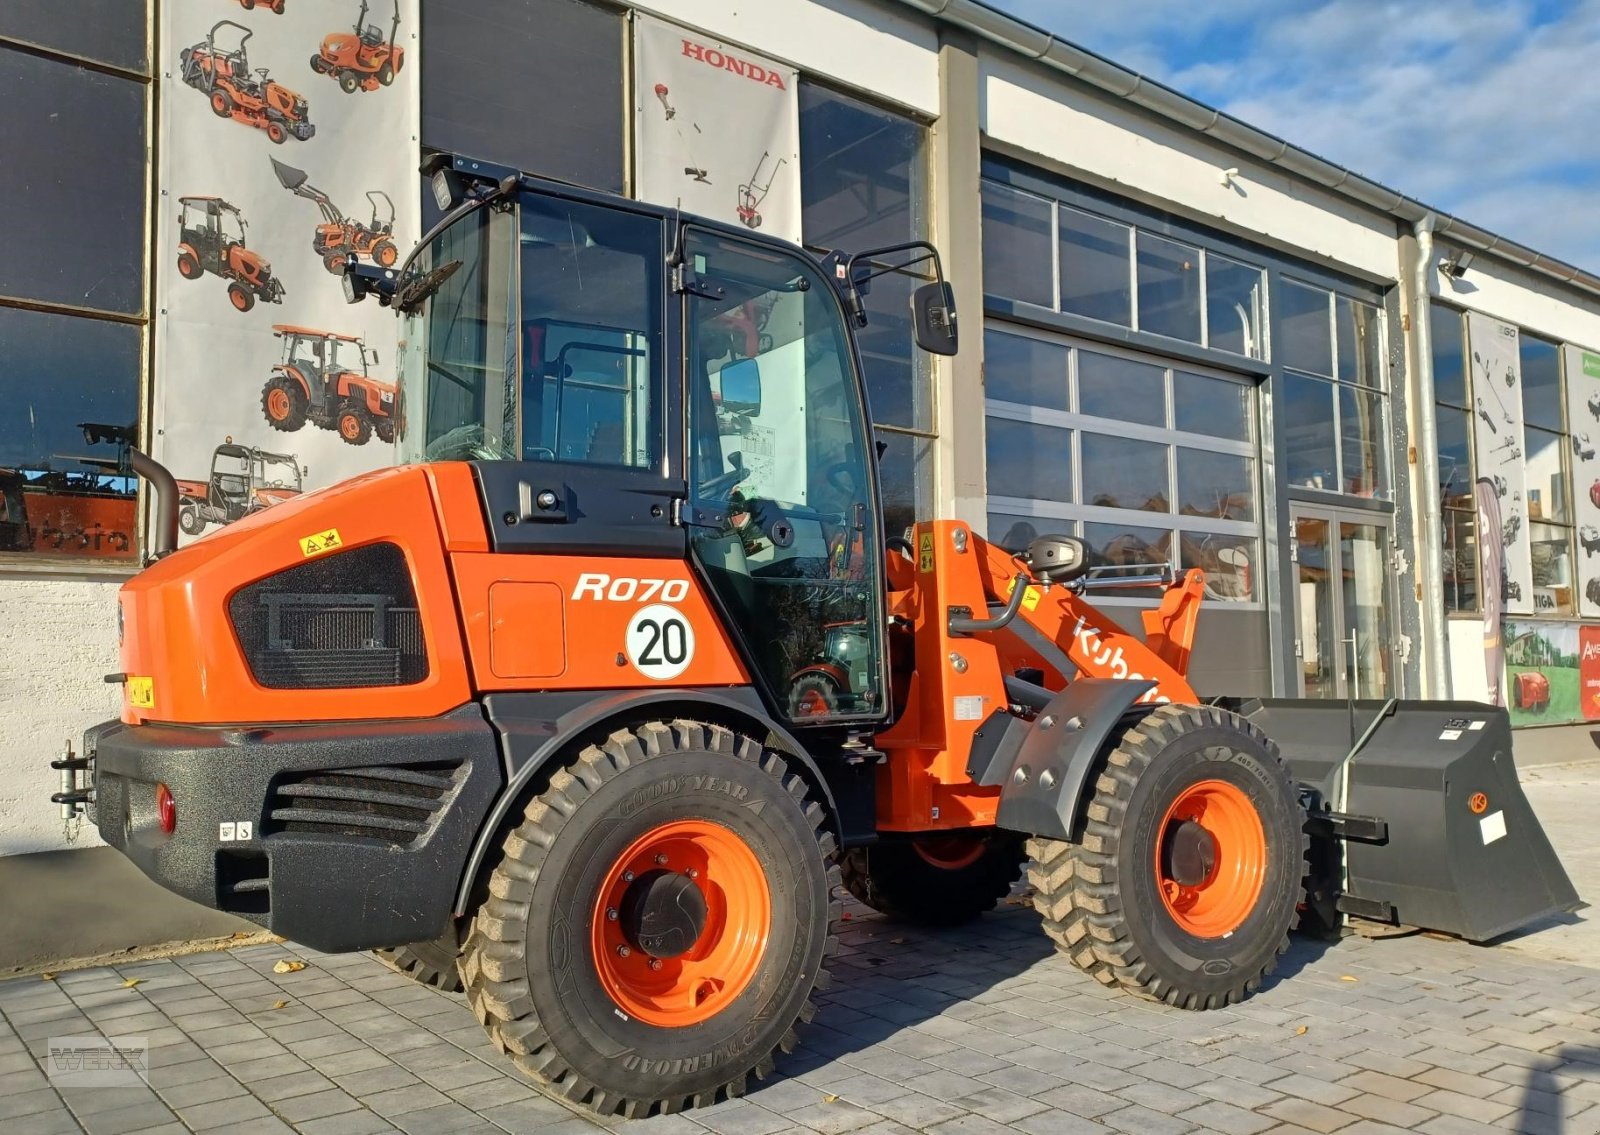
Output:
[{"xmin": 299, "ymin": 528, "xmax": 343, "ymax": 558}]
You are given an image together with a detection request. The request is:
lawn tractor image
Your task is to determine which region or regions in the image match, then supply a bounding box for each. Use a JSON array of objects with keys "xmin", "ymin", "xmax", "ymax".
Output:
[
  {"xmin": 1583, "ymin": 525, "xmax": 1600, "ymax": 557},
  {"xmin": 176, "ymin": 443, "xmax": 304, "ymax": 537},
  {"xmin": 272, "ymin": 159, "xmax": 398, "ymax": 274},
  {"xmin": 180, "ymin": 20, "xmax": 313, "ymax": 144},
  {"xmin": 66, "ymin": 153, "xmax": 1578, "ymax": 1121},
  {"xmin": 1512, "ymin": 670, "xmax": 1550, "ymax": 713},
  {"xmin": 262, "ymin": 325, "xmax": 397, "ymax": 445},
  {"xmin": 737, "ymin": 151, "xmax": 786, "ymax": 229},
  {"xmin": 311, "ymin": 0, "xmax": 404, "ymax": 94},
  {"xmin": 176, "ymin": 196, "xmax": 284, "ymax": 313}
]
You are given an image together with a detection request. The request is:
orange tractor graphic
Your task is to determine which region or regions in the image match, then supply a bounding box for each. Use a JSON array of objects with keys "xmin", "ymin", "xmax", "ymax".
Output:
[
  {"xmin": 311, "ymin": 0, "xmax": 404, "ymax": 94},
  {"xmin": 181, "ymin": 20, "xmax": 314, "ymax": 144},
  {"xmin": 176, "ymin": 443, "xmax": 304, "ymax": 537},
  {"xmin": 230, "ymin": 0, "xmax": 285, "ymax": 11},
  {"xmin": 262, "ymin": 326, "xmax": 399, "ymax": 446},
  {"xmin": 176, "ymin": 196, "xmax": 285, "ymax": 313},
  {"xmin": 271, "ymin": 159, "xmax": 398, "ymax": 274}
]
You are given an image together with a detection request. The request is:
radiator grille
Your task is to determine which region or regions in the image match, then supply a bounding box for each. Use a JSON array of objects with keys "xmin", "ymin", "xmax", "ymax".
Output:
[
  {"xmin": 265, "ymin": 760, "xmax": 462, "ymax": 845},
  {"xmin": 229, "ymin": 543, "xmax": 428, "ymax": 689}
]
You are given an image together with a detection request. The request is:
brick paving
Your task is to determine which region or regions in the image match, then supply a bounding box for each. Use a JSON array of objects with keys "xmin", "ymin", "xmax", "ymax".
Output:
[{"xmin": 2, "ymin": 898, "xmax": 1598, "ymax": 1135}]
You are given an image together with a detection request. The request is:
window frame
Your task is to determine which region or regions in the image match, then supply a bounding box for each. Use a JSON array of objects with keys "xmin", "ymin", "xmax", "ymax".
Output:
[{"xmin": 0, "ymin": 20, "xmax": 153, "ymax": 572}]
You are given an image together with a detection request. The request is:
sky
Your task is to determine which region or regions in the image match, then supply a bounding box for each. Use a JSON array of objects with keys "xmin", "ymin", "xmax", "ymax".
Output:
[{"xmin": 987, "ymin": 0, "xmax": 1600, "ymax": 272}]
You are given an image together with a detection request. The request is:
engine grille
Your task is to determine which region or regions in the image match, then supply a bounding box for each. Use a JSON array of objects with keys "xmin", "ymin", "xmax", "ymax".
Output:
[
  {"xmin": 230, "ymin": 543, "xmax": 428, "ymax": 689},
  {"xmin": 265, "ymin": 760, "xmax": 462, "ymax": 845}
]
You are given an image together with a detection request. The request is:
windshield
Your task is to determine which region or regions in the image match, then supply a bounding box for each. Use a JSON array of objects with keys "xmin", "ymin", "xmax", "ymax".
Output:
[
  {"xmin": 394, "ymin": 190, "xmax": 664, "ymax": 466},
  {"xmin": 329, "ymin": 338, "xmax": 367, "ymax": 375}
]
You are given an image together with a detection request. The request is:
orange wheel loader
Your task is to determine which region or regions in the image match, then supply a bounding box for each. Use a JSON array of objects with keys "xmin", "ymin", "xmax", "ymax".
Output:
[{"xmin": 59, "ymin": 152, "xmax": 1578, "ymax": 1120}]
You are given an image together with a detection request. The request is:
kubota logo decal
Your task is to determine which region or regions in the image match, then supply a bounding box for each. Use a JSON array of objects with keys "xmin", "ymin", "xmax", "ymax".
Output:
[{"xmin": 1068, "ymin": 616, "xmax": 1169, "ymax": 704}]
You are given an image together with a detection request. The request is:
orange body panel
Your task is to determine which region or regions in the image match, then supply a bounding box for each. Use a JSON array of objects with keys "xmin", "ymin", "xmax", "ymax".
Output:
[
  {"xmin": 873, "ymin": 520, "xmax": 1201, "ymax": 833},
  {"xmin": 118, "ymin": 466, "xmax": 471, "ymax": 726},
  {"xmin": 425, "ymin": 464, "xmax": 488, "ymax": 553},
  {"xmin": 450, "ymin": 554, "xmax": 749, "ymax": 692}
]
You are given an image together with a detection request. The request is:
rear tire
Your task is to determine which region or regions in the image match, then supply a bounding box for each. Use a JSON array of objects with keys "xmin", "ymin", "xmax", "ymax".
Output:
[
  {"xmin": 177, "ymin": 251, "xmax": 202, "ymax": 280},
  {"xmin": 843, "ymin": 831, "xmax": 1025, "ymax": 926},
  {"xmin": 459, "ymin": 721, "xmax": 838, "ymax": 1118},
  {"xmin": 1028, "ymin": 703, "xmax": 1306, "ymax": 1010},
  {"xmin": 261, "ymin": 376, "xmax": 307, "ymax": 431},
  {"xmin": 210, "ymin": 91, "xmax": 233, "ymax": 118},
  {"xmin": 374, "ymin": 927, "xmax": 464, "ymax": 993}
]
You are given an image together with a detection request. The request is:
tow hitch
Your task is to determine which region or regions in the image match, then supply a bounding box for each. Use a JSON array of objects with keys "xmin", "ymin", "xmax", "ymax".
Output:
[{"xmin": 51, "ymin": 738, "xmax": 95, "ymax": 841}]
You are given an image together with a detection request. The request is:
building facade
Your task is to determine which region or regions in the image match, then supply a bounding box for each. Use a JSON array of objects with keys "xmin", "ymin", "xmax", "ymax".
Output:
[{"xmin": 5, "ymin": 0, "xmax": 1600, "ymax": 856}]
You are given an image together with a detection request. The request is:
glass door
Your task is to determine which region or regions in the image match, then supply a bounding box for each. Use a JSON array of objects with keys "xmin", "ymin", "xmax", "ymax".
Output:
[{"xmin": 1291, "ymin": 505, "xmax": 1394, "ymax": 698}]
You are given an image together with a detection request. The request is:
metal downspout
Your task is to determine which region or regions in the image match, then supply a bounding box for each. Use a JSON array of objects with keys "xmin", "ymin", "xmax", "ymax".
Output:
[{"xmin": 1409, "ymin": 216, "xmax": 1449, "ymax": 697}]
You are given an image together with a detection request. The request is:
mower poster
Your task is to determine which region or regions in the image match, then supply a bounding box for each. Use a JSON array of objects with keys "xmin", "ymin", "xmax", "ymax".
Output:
[
  {"xmin": 1582, "ymin": 626, "xmax": 1600, "ymax": 721},
  {"xmin": 1466, "ymin": 312, "xmax": 1534, "ymax": 615},
  {"xmin": 1504, "ymin": 619, "xmax": 1580, "ymax": 726},
  {"xmin": 1564, "ymin": 345, "xmax": 1600, "ymax": 617},
  {"xmin": 633, "ymin": 14, "xmax": 801, "ymax": 243},
  {"xmin": 152, "ymin": 0, "xmax": 418, "ymax": 547}
]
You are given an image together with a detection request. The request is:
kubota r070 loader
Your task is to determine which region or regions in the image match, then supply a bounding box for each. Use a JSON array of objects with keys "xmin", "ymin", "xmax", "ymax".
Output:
[{"xmin": 57, "ymin": 153, "xmax": 1578, "ymax": 1119}]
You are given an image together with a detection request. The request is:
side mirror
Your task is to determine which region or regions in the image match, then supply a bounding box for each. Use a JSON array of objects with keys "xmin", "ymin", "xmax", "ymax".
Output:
[
  {"xmin": 1024, "ymin": 534, "xmax": 1089, "ymax": 583},
  {"xmin": 719, "ymin": 357, "xmax": 762, "ymax": 416},
  {"xmin": 370, "ymin": 349, "xmax": 380, "ymax": 366},
  {"xmin": 912, "ymin": 281, "xmax": 958, "ymax": 357}
]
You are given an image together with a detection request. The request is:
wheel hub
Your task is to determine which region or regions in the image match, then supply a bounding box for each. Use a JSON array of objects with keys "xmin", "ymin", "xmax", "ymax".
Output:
[
  {"xmin": 1162, "ymin": 820, "xmax": 1218, "ymax": 887},
  {"xmin": 618, "ymin": 870, "xmax": 708, "ymax": 959}
]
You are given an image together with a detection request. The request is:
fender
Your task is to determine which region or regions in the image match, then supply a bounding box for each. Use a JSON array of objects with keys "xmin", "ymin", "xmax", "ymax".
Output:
[
  {"xmin": 966, "ymin": 678, "xmax": 1157, "ymax": 842},
  {"xmin": 278, "ymin": 365, "xmax": 311, "ymax": 400},
  {"xmin": 452, "ymin": 686, "xmax": 839, "ymax": 915}
]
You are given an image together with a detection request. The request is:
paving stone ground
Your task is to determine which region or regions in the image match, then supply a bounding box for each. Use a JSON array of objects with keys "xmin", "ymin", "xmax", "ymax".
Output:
[{"xmin": 1, "ymin": 893, "xmax": 1597, "ymax": 1135}]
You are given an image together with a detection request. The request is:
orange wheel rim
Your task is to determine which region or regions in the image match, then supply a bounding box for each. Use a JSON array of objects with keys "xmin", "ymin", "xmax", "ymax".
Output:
[
  {"xmin": 1155, "ymin": 779, "xmax": 1267, "ymax": 938},
  {"xmin": 230, "ymin": 290, "xmax": 248, "ymax": 310},
  {"xmin": 591, "ymin": 819, "xmax": 770, "ymax": 1028},
  {"xmin": 912, "ymin": 835, "xmax": 985, "ymax": 871},
  {"xmin": 267, "ymin": 389, "xmax": 290, "ymax": 419},
  {"xmin": 340, "ymin": 415, "xmax": 360, "ymax": 438}
]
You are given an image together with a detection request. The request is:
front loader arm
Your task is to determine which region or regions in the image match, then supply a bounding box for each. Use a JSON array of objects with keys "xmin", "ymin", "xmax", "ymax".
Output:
[{"xmin": 968, "ymin": 534, "xmax": 1200, "ymax": 705}]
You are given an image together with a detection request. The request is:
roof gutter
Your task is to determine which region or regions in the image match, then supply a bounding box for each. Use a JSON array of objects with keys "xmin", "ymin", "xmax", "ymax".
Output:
[{"xmin": 899, "ymin": 0, "xmax": 1600, "ymax": 300}]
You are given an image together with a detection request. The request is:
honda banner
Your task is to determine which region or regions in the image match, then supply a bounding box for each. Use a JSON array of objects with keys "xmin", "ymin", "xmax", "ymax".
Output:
[
  {"xmin": 153, "ymin": 0, "xmax": 419, "ymax": 546},
  {"xmin": 1565, "ymin": 345, "xmax": 1600, "ymax": 616},
  {"xmin": 633, "ymin": 14, "xmax": 801, "ymax": 243},
  {"xmin": 1466, "ymin": 312, "xmax": 1533, "ymax": 615}
]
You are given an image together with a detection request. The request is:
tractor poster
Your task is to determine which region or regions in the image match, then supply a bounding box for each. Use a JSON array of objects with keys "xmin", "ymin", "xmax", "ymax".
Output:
[
  {"xmin": 1503, "ymin": 619, "xmax": 1580, "ymax": 726},
  {"xmin": 1564, "ymin": 345, "xmax": 1600, "ymax": 617},
  {"xmin": 152, "ymin": 0, "xmax": 419, "ymax": 546},
  {"xmin": 1466, "ymin": 312, "xmax": 1534, "ymax": 615},
  {"xmin": 633, "ymin": 13, "xmax": 802, "ymax": 243}
]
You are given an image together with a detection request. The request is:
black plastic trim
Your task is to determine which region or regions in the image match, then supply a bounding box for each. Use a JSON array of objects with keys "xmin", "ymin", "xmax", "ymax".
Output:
[
  {"xmin": 89, "ymin": 706, "xmax": 501, "ymax": 952},
  {"xmin": 473, "ymin": 461, "xmax": 685, "ymax": 557}
]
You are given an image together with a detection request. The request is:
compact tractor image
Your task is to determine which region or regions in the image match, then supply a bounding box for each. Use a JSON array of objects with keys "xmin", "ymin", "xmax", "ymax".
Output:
[
  {"xmin": 60, "ymin": 153, "xmax": 1578, "ymax": 1120},
  {"xmin": 262, "ymin": 325, "xmax": 398, "ymax": 445},
  {"xmin": 176, "ymin": 443, "xmax": 304, "ymax": 537},
  {"xmin": 271, "ymin": 159, "xmax": 398, "ymax": 274},
  {"xmin": 180, "ymin": 20, "xmax": 314, "ymax": 144},
  {"xmin": 176, "ymin": 196, "xmax": 285, "ymax": 313},
  {"xmin": 311, "ymin": 0, "xmax": 404, "ymax": 94}
]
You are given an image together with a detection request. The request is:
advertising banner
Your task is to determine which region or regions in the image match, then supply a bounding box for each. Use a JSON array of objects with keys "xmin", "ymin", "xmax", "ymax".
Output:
[
  {"xmin": 633, "ymin": 14, "xmax": 801, "ymax": 242},
  {"xmin": 154, "ymin": 0, "xmax": 419, "ymax": 546},
  {"xmin": 1564, "ymin": 345, "xmax": 1600, "ymax": 616},
  {"xmin": 1581, "ymin": 625, "xmax": 1600, "ymax": 721},
  {"xmin": 1504, "ymin": 619, "xmax": 1580, "ymax": 726},
  {"xmin": 1466, "ymin": 312, "xmax": 1533, "ymax": 614},
  {"xmin": 1476, "ymin": 477, "xmax": 1505, "ymax": 706}
]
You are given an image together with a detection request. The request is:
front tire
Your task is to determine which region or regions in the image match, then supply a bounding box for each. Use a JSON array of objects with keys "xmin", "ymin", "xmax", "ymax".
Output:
[
  {"xmin": 459, "ymin": 721, "xmax": 838, "ymax": 1118},
  {"xmin": 336, "ymin": 401, "xmax": 371, "ymax": 445},
  {"xmin": 843, "ymin": 832, "xmax": 1025, "ymax": 926},
  {"xmin": 227, "ymin": 282, "xmax": 255, "ymax": 313},
  {"xmin": 1028, "ymin": 703, "xmax": 1306, "ymax": 1010}
]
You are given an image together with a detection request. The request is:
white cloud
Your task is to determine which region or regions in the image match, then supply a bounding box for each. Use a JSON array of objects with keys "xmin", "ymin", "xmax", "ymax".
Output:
[{"xmin": 986, "ymin": 0, "xmax": 1600, "ymax": 271}]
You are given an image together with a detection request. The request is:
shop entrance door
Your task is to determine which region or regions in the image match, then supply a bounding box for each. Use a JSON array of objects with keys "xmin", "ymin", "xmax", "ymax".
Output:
[{"xmin": 1290, "ymin": 506, "xmax": 1395, "ymax": 699}]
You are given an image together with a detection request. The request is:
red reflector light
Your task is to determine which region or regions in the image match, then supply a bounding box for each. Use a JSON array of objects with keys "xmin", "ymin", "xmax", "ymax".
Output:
[{"xmin": 155, "ymin": 783, "xmax": 176, "ymax": 835}]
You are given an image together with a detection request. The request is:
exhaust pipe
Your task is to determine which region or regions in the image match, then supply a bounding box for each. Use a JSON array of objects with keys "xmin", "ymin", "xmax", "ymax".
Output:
[{"xmin": 129, "ymin": 448, "xmax": 180, "ymax": 561}]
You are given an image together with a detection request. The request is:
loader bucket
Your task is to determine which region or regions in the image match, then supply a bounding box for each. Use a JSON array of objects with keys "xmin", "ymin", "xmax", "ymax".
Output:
[
  {"xmin": 1235, "ymin": 698, "xmax": 1580, "ymax": 942},
  {"xmin": 271, "ymin": 157, "xmax": 309, "ymax": 191}
]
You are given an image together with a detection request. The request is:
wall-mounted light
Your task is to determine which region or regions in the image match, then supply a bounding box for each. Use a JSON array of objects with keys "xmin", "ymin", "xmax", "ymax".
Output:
[
  {"xmin": 1438, "ymin": 249, "xmax": 1475, "ymax": 279},
  {"xmin": 1219, "ymin": 167, "xmax": 1240, "ymax": 188}
]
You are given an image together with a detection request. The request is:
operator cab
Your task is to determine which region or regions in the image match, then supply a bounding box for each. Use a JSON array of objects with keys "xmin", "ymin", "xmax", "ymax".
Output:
[{"xmin": 359, "ymin": 154, "xmax": 956, "ymax": 727}]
